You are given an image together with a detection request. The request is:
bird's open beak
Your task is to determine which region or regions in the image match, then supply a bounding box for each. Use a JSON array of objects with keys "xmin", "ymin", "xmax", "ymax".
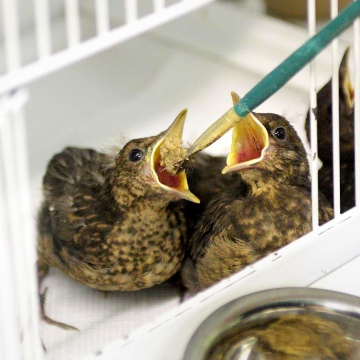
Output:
[
  {"xmin": 340, "ymin": 47, "xmax": 354, "ymax": 109},
  {"xmin": 185, "ymin": 91, "xmax": 268, "ymax": 174},
  {"xmin": 222, "ymin": 93, "xmax": 268, "ymax": 174},
  {"xmin": 151, "ymin": 109, "xmax": 200, "ymax": 203}
]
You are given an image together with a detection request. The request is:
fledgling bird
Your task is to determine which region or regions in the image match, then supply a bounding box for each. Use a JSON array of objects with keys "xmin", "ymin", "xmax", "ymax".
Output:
[
  {"xmin": 305, "ymin": 48, "xmax": 355, "ymax": 213},
  {"xmin": 181, "ymin": 93, "xmax": 333, "ymax": 293},
  {"xmin": 168, "ymin": 152, "xmax": 246, "ymax": 298},
  {"xmin": 37, "ymin": 109, "xmax": 200, "ymax": 297}
]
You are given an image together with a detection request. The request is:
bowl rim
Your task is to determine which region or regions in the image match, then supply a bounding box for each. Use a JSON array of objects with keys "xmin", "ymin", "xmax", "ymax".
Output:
[{"xmin": 182, "ymin": 287, "xmax": 360, "ymax": 360}]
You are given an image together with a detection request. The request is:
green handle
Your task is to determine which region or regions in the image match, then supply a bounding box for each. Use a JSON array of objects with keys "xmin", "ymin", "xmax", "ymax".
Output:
[
  {"xmin": 234, "ymin": 0, "xmax": 360, "ymax": 117},
  {"xmin": 186, "ymin": 1, "xmax": 360, "ymax": 158}
]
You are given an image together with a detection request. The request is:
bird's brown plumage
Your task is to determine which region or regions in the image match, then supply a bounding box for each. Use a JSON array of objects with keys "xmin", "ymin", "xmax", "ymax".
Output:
[
  {"xmin": 182, "ymin": 112, "xmax": 333, "ymax": 293},
  {"xmin": 37, "ymin": 111, "xmax": 199, "ymax": 292},
  {"xmin": 184, "ymin": 152, "xmax": 246, "ymax": 238}
]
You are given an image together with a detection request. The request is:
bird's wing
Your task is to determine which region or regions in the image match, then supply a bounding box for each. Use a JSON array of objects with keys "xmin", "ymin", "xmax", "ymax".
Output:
[
  {"xmin": 40, "ymin": 147, "xmax": 116, "ymax": 250},
  {"xmin": 43, "ymin": 147, "xmax": 111, "ymax": 199},
  {"xmin": 187, "ymin": 190, "xmax": 236, "ymax": 263}
]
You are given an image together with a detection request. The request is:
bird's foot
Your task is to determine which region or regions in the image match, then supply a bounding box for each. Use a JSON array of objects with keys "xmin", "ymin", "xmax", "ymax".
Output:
[
  {"xmin": 167, "ymin": 272, "xmax": 189, "ymax": 303},
  {"xmin": 40, "ymin": 288, "xmax": 79, "ymax": 331},
  {"xmin": 37, "ymin": 259, "xmax": 49, "ymax": 287}
]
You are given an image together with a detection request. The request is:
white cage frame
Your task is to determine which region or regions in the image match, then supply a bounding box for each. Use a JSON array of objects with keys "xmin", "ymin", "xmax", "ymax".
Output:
[
  {"xmin": 0, "ymin": 1, "xmax": 359, "ymax": 359},
  {"xmin": 0, "ymin": 0, "xmax": 215, "ymax": 94}
]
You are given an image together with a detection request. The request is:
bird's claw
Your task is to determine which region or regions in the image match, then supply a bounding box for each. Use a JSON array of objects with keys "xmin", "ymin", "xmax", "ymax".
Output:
[{"xmin": 40, "ymin": 287, "xmax": 79, "ymax": 331}]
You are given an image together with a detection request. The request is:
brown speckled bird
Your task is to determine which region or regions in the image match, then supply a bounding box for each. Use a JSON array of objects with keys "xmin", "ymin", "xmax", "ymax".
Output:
[
  {"xmin": 170, "ymin": 152, "xmax": 246, "ymax": 297},
  {"xmin": 181, "ymin": 93, "xmax": 333, "ymax": 293},
  {"xmin": 37, "ymin": 109, "xmax": 200, "ymax": 298},
  {"xmin": 305, "ymin": 48, "xmax": 355, "ymax": 213}
]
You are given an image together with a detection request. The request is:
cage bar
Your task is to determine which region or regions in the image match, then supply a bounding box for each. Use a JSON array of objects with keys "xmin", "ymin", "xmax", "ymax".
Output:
[
  {"xmin": 0, "ymin": 91, "xmax": 43, "ymax": 360},
  {"xmin": 11, "ymin": 91, "xmax": 43, "ymax": 360},
  {"xmin": 354, "ymin": 7, "xmax": 360, "ymax": 208},
  {"xmin": 331, "ymin": 0, "xmax": 341, "ymax": 217},
  {"xmin": 154, "ymin": 0, "xmax": 165, "ymax": 12},
  {"xmin": 1, "ymin": 106, "xmax": 28, "ymax": 356},
  {"xmin": 0, "ymin": 112, "xmax": 22, "ymax": 360},
  {"xmin": 33, "ymin": 0, "xmax": 52, "ymax": 58},
  {"xmin": 307, "ymin": 0, "xmax": 319, "ymax": 229},
  {"xmin": 65, "ymin": 0, "xmax": 81, "ymax": 46},
  {"xmin": 0, "ymin": 237, "xmax": 21, "ymax": 359},
  {"xmin": 125, "ymin": 0, "xmax": 138, "ymax": 23},
  {"xmin": 95, "ymin": 0, "xmax": 110, "ymax": 34},
  {"xmin": 0, "ymin": 0, "xmax": 21, "ymax": 70}
]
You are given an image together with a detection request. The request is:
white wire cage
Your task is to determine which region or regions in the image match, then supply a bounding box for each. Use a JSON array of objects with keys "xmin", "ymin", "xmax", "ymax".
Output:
[
  {"xmin": 0, "ymin": 0, "xmax": 359, "ymax": 360},
  {"xmin": 0, "ymin": 0, "xmax": 216, "ymax": 93}
]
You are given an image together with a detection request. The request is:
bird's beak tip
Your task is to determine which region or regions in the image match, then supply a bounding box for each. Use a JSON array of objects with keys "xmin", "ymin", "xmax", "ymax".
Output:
[
  {"xmin": 221, "ymin": 166, "xmax": 231, "ymax": 174},
  {"xmin": 165, "ymin": 108, "xmax": 187, "ymax": 139},
  {"xmin": 185, "ymin": 191, "xmax": 200, "ymax": 204},
  {"xmin": 339, "ymin": 48, "xmax": 354, "ymax": 109}
]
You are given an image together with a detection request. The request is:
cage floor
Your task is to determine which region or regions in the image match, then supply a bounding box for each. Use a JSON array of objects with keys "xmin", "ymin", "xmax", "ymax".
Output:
[{"xmin": 24, "ymin": 1, "xmax": 358, "ymax": 359}]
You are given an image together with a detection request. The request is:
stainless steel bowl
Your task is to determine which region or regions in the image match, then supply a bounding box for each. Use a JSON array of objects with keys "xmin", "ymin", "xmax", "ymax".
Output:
[{"xmin": 183, "ymin": 288, "xmax": 360, "ymax": 360}]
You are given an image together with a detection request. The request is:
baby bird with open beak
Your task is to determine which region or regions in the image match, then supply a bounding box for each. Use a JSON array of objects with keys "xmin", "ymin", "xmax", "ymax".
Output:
[
  {"xmin": 37, "ymin": 109, "xmax": 199, "ymax": 297},
  {"xmin": 181, "ymin": 93, "xmax": 333, "ymax": 293}
]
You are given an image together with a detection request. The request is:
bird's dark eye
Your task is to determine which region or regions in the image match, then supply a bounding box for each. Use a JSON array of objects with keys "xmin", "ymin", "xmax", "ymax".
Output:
[
  {"xmin": 128, "ymin": 149, "xmax": 144, "ymax": 162},
  {"xmin": 273, "ymin": 127, "xmax": 286, "ymax": 140}
]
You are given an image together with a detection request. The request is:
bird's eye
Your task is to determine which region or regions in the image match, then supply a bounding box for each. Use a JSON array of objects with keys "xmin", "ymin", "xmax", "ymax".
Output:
[
  {"xmin": 128, "ymin": 149, "xmax": 144, "ymax": 162},
  {"xmin": 273, "ymin": 127, "xmax": 287, "ymax": 140}
]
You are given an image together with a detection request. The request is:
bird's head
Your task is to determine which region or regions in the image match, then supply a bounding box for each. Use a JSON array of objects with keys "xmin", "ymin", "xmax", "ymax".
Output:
[
  {"xmin": 222, "ymin": 93, "xmax": 309, "ymax": 186},
  {"xmin": 305, "ymin": 47, "xmax": 354, "ymax": 163},
  {"xmin": 338, "ymin": 47, "xmax": 354, "ymax": 155},
  {"xmin": 339, "ymin": 47, "xmax": 354, "ymax": 112},
  {"xmin": 228, "ymin": 112, "xmax": 309, "ymax": 187},
  {"xmin": 186, "ymin": 92, "xmax": 309, "ymax": 188},
  {"xmin": 113, "ymin": 109, "xmax": 199, "ymax": 204}
]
